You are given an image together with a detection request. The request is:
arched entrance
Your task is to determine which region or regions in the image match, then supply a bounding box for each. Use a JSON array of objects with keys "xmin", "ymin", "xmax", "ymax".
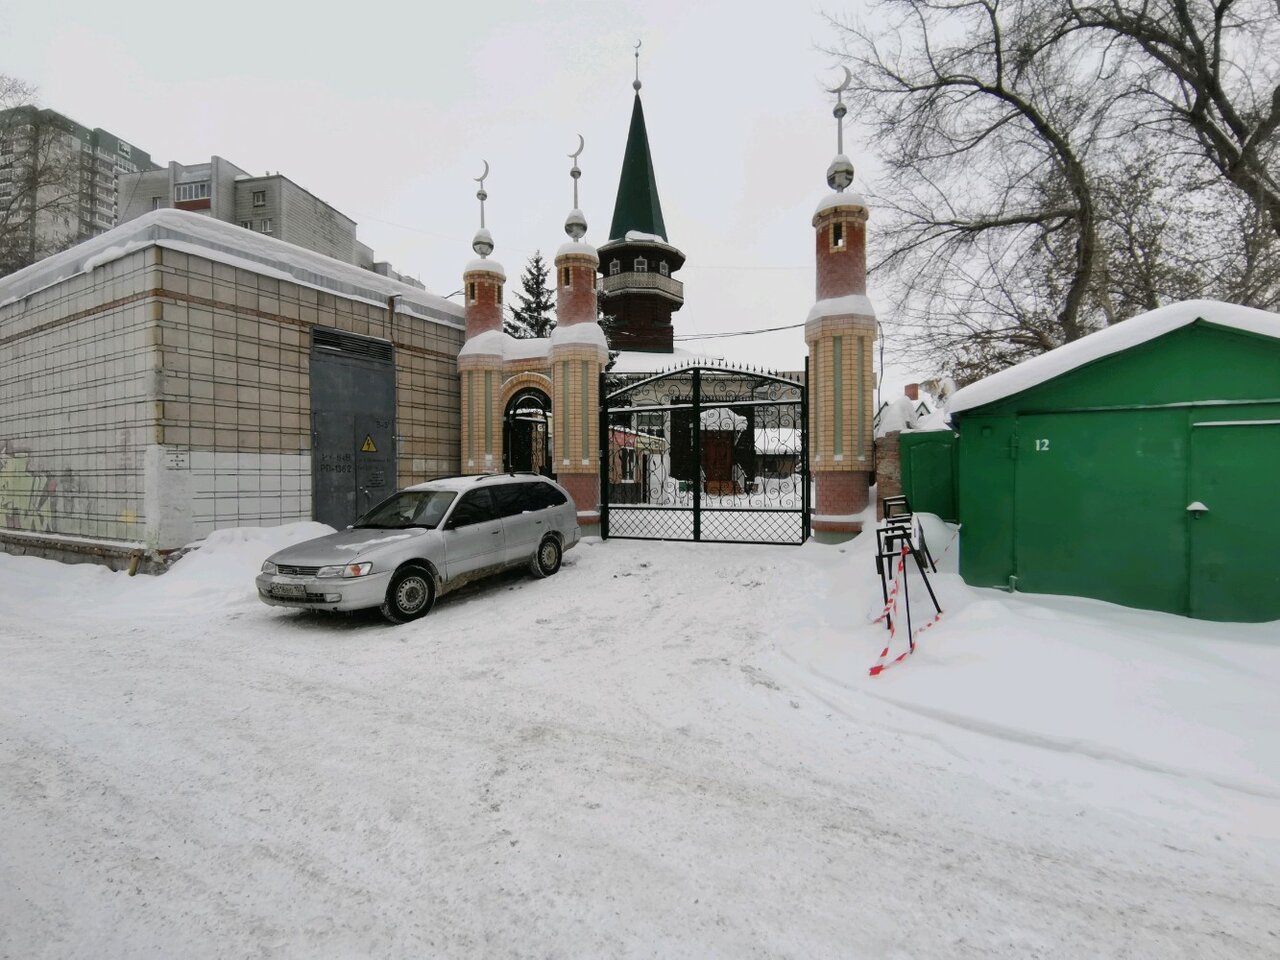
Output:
[{"xmin": 504, "ymin": 387, "xmax": 552, "ymax": 475}]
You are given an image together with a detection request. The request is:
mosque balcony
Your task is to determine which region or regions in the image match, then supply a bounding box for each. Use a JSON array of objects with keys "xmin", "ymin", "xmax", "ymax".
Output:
[{"xmin": 600, "ymin": 271, "xmax": 684, "ymax": 303}]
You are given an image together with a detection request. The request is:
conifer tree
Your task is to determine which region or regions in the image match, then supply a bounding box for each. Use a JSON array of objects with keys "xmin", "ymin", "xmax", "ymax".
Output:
[{"xmin": 504, "ymin": 251, "xmax": 556, "ymax": 339}]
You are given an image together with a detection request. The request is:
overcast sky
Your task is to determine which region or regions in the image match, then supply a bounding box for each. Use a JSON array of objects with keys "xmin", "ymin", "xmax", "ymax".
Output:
[{"xmin": 1, "ymin": 0, "xmax": 919, "ymax": 397}]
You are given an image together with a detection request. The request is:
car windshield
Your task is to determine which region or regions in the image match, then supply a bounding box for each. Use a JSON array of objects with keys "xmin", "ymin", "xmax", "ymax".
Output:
[{"xmin": 353, "ymin": 490, "xmax": 457, "ymax": 529}]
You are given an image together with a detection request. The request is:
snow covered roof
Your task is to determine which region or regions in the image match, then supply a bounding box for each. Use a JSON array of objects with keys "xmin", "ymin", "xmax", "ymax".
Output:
[
  {"xmin": 458, "ymin": 330, "xmax": 547, "ymax": 361},
  {"xmin": 0, "ymin": 209, "xmax": 465, "ymax": 329},
  {"xmin": 700, "ymin": 408, "xmax": 747, "ymax": 431},
  {"xmin": 814, "ymin": 191, "xmax": 868, "ymax": 216},
  {"xmin": 458, "ymin": 322, "xmax": 609, "ymax": 361},
  {"xmin": 807, "ymin": 293, "xmax": 876, "ymax": 324},
  {"xmin": 549, "ymin": 321, "xmax": 609, "ymax": 353},
  {"xmin": 555, "ymin": 240, "xmax": 598, "ymax": 261},
  {"xmin": 949, "ymin": 300, "xmax": 1280, "ymax": 414},
  {"xmin": 464, "ymin": 257, "xmax": 505, "ymax": 278}
]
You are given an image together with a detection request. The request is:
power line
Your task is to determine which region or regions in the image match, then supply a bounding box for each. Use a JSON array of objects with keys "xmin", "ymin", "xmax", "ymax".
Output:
[{"xmin": 673, "ymin": 321, "xmax": 805, "ymax": 341}]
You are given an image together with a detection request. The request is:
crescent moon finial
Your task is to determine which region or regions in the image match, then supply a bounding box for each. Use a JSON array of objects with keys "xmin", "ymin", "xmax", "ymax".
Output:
[
  {"xmin": 474, "ymin": 159, "xmax": 490, "ymax": 187},
  {"xmin": 569, "ymin": 134, "xmax": 585, "ymax": 162},
  {"xmin": 826, "ymin": 65, "xmax": 852, "ymax": 96},
  {"xmin": 633, "ymin": 39, "xmax": 643, "ymax": 91}
]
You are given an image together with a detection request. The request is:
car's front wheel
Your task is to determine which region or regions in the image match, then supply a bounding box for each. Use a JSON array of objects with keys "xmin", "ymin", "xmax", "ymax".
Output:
[
  {"xmin": 381, "ymin": 564, "xmax": 435, "ymax": 624},
  {"xmin": 530, "ymin": 535, "xmax": 562, "ymax": 579}
]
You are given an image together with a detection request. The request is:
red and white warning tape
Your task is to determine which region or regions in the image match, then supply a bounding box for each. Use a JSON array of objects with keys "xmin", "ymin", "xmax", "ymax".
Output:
[
  {"xmin": 870, "ymin": 544, "xmax": 909, "ymax": 625},
  {"xmin": 868, "ymin": 526, "xmax": 955, "ymax": 677}
]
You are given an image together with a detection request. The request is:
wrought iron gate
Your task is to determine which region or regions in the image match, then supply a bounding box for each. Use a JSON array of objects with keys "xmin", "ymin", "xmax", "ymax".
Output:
[{"xmin": 600, "ymin": 363, "xmax": 808, "ymax": 544}]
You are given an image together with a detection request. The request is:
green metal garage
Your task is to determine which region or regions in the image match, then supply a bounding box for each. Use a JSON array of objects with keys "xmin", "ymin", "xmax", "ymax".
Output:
[{"xmin": 948, "ymin": 300, "xmax": 1280, "ymax": 623}]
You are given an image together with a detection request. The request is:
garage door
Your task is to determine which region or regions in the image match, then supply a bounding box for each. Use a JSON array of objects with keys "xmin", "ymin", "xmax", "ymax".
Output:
[
  {"xmin": 1189, "ymin": 421, "xmax": 1280, "ymax": 622},
  {"xmin": 1012, "ymin": 412, "xmax": 1188, "ymax": 614}
]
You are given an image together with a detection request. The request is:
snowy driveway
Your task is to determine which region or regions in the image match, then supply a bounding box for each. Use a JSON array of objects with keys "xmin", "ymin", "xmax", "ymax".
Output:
[{"xmin": 2, "ymin": 531, "xmax": 1278, "ymax": 958}]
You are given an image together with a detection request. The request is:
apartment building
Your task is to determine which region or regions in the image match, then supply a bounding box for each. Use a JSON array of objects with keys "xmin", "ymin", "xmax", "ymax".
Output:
[
  {"xmin": 120, "ymin": 156, "xmax": 370, "ymax": 268},
  {"xmin": 0, "ymin": 106, "xmax": 158, "ymax": 273}
]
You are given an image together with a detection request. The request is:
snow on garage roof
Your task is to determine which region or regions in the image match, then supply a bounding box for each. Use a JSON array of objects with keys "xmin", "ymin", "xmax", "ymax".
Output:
[
  {"xmin": 0, "ymin": 209, "xmax": 464, "ymax": 329},
  {"xmin": 948, "ymin": 299, "xmax": 1280, "ymax": 415}
]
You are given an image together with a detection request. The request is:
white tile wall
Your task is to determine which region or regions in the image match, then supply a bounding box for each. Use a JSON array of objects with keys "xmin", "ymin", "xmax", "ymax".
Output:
[{"xmin": 185, "ymin": 450, "xmax": 311, "ymax": 540}]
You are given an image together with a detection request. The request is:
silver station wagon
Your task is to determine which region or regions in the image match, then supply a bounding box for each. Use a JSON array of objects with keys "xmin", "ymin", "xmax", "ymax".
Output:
[{"xmin": 257, "ymin": 473, "xmax": 580, "ymax": 623}]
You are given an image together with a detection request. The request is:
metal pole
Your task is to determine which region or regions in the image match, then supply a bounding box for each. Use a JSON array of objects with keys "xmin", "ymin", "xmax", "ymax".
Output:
[
  {"xmin": 802, "ymin": 356, "xmax": 810, "ymax": 543},
  {"xmin": 598, "ymin": 371, "xmax": 609, "ymax": 540},
  {"xmin": 692, "ymin": 367, "xmax": 702, "ymax": 542}
]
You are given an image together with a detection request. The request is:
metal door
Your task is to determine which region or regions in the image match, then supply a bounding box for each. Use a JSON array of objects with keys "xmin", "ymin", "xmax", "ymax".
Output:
[
  {"xmin": 491, "ymin": 481, "xmax": 541, "ymax": 564},
  {"xmin": 1012, "ymin": 411, "xmax": 1188, "ymax": 613},
  {"xmin": 310, "ymin": 328, "xmax": 396, "ymax": 528},
  {"xmin": 441, "ymin": 488, "xmax": 505, "ymax": 579},
  {"xmin": 1188, "ymin": 421, "xmax": 1280, "ymax": 622}
]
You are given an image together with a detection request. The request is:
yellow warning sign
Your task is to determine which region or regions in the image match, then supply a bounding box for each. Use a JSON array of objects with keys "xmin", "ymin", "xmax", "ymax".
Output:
[{"xmin": 360, "ymin": 435, "xmax": 378, "ymax": 453}]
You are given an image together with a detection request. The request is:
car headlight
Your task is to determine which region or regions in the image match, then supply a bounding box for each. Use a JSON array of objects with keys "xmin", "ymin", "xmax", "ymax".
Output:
[
  {"xmin": 261, "ymin": 561, "xmax": 278, "ymax": 575},
  {"xmin": 316, "ymin": 562, "xmax": 373, "ymax": 579}
]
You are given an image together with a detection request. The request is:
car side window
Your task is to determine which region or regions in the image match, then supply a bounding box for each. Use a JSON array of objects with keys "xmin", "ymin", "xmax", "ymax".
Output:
[
  {"xmin": 538, "ymin": 483, "xmax": 568, "ymax": 507},
  {"xmin": 516, "ymin": 483, "xmax": 547, "ymax": 512},
  {"xmin": 491, "ymin": 484, "xmax": 527, "ymax": 518},
  {"xmin": 448, "ymin": 489, "xmax": 496, "ymax": 527}
]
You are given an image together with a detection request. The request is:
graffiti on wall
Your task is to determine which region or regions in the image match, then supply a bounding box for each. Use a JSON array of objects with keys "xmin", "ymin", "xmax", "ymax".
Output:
[{"xmin": 0, "ymin": 442, "xmax": 58, "ymax": 533}]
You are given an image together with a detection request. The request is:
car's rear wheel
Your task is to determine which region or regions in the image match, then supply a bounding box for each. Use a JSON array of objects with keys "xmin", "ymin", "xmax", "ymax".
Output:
[
  {"xmin": 530, "ymin": 535, "xmax": 561, "ymax": 579},
  {"xmin": 381, "ymin": 564, "xmax": 435, "ymax": 624}
]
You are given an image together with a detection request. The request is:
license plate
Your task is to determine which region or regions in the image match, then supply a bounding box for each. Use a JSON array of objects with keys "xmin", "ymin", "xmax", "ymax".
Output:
[{"xmin": 270, "ymin": 583, "xmax": 307, "ymax": 598}]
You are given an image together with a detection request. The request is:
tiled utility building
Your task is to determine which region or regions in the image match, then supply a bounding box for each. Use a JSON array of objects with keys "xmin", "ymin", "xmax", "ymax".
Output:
[{"xmin": 0, "ymin": 209, "xmax": 464, "ymax": 567}]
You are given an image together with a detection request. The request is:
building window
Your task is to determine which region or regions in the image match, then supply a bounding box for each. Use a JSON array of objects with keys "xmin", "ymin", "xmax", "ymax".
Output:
[
  {"xmin": 467, "ymin": 281, "xmax": 477, "ymax": 303},
  {"xmin": 252, "ymin": 190, "xmax": 266, "ymax": 207},
  {"xmin": 174, "ymin": 181, "xmax": 210, "ymax": 202},
  {"xmin": 497, "ymin": 286, "xmax": 502, "ymax": 305},
  {"xmin": 831, "ymin": 221, "xmax": 845, "ymax": 250},
  {"xmin": 260, "ymin": 218, "xmax": 273, "ymax": 233},
  {"xmin": 634, "ymin": 257, "xmax": 648, "ymax": 273},
  {"xmin": 609, "ymin": 260, "xmax": 620, "ymax": 276},
  {"xmin": 658, "ymin": 261, "xmax": 669, "ymax": 277},
  {"xmin": 561, "ymin": 267, "xmax": 571, "ymax": 288},
  {"xmin": 151, "ymin": 196, "xmax": 163, "ymax": 210},
  {"xmin": 240, "ymin": 220, "xmax": 252, "ymax": 229}
]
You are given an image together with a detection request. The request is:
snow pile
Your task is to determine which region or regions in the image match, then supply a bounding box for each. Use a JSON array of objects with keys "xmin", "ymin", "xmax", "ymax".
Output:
[
  {"xmin": 773, "ymin": 516, "xmax": 1280, "ymax": 800},
  {"xmin": 2, "ymin": 521, "xmax": 1278, "ymax": 956},
  {"xmin": 874, "ymin": 394, "xmax": 919, "ymax": 436},
  {"xmin": 950, "ymin": 299, "xmax": 1280, "ymax": 413},
  {"xmin": 754, "ymin": 427, "xmax": 801, "ymax": 454},
  {"xmin": 154, "ymin": 523, "xmax": 334, "ymax": 602}
]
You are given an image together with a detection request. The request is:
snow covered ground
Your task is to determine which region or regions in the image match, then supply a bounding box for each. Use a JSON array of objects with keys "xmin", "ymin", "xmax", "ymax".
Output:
[{"xmin": 2, "ymin": 522, "xmax": 1277, "ymax": 958}]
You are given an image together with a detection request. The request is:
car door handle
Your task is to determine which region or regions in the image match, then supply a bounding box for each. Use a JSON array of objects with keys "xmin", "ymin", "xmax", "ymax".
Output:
[{"xmin": 491, "ymin": 530, "xmax": 501, "ymax": 535}]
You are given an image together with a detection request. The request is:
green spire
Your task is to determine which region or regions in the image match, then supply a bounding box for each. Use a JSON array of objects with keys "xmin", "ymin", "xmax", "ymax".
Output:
[{"xmin": 608, "ymin": 93, "xmax": 668, "ymax": 242}]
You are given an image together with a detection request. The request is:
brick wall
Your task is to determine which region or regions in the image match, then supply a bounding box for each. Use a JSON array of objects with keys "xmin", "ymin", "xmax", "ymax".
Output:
[
  {"xmin": 813, "ymin": 207, "xmax": 867, "ymax": 300},
  {"xmin": 874, "ymin": 430, "xmax": 902, "ymax": 520}
]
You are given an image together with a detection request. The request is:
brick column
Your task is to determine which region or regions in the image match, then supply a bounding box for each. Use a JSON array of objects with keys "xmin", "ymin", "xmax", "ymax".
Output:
[
  {"xmin": 550, "ymin": 241, "xmax": 607, "ymax": 530},
  {"xmin": 458, "ymin": 258, "xmax": 506, "ymax": 474},
  {"xmin": 806, "ymin": 194, "xmax": 876, "ymax": 541}
]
